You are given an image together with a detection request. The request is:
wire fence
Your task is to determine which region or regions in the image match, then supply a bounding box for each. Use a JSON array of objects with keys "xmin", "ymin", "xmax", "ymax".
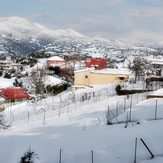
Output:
[
  {"xmin": 6, "ymin": 84, "xmax": 117, "ymax": 125},
  {"xmin": 3, "ymin": 83, "xmax": 163, "ymax": 162},
  {"xmin": 108, "ymin": 93, "xmax": 163, "ymax": 125},
  {"xmin": 107, "ymin": 92, "xmax": 148, "ymax": 123},
  {"xmin": 53, "ymin": 136, "xmax": 163, "ymax": 163},
  {"xmin": 5, "ymin": 84, "xmax": 159, "ymax": 127}
]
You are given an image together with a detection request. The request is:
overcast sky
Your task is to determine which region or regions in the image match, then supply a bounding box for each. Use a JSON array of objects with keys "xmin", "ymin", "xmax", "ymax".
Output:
[{"xmin": 1, "ymin": 0, "xmax": 163, "ymax": 43}]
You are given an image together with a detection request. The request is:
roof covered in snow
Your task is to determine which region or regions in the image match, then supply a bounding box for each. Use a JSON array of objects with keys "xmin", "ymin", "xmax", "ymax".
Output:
[
  {"xmin": 44, "ymin": 75, "xmax": 66, "ymax": 86},
  {"xmin": 47, "ymin": 56, "xmax": 65, "ymax": 61},
  {"xmin": 148, "ymin": 56, "xmax": 163, "ymax": 65},
  {"xmin": 149, "ymin": 88, "xmax": 163, "ymax": 96},
  {"xmin": 75, "ymin": 68, "xmax": 130, "ymax": 75}
]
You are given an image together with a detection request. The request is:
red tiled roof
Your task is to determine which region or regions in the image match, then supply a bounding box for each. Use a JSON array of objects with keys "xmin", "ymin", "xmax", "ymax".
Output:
[{"xmin": 0, "ymin": 87, "xmax": 30, "ymax": 100}]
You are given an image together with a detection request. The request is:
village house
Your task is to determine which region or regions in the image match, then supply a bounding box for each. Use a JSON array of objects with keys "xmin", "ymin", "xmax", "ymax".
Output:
[
  {"xmin": 85, "ymin": 58, "xmax": 107, "ymax": 70},
  {"xmin": 47, "ymin": 56, "xmax": 65, "ymax": 68},
  {"xmin": 73, "ymin": 68, "xmax": 130, "ymax": 91},
  {"xmin": 148, "ymin": 56, "xmax": 163, "ymax": 76},
  {"xmin": 0, "ymin": 87, "xmax": 31, "ymax": 110},
  {"xmin": 0, "ymin": 60, "xmax": 12, "ymax": 69}
]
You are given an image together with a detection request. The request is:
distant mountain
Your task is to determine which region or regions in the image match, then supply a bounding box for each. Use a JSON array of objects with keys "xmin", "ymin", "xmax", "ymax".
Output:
[
  {"xmin": 0, "ymin": 17, "xmax": 84, "ymax": 39},
  {"xmin": 0, "ymin": 16, "xmax": 156, "ymax": 58},
  {"xmin": 0, "ymin": 17, "xmax": 84, "ymax": 57}
]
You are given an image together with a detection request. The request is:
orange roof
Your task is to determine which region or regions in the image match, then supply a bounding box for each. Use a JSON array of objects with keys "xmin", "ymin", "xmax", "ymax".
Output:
[{"xmin": 0, "ymin": 87, "xmax": 30, "ymax": 100}]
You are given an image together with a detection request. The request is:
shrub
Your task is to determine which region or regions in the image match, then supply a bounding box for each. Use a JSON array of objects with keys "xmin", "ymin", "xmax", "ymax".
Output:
[
  {"xmin": 115, "ymin": 84, "xmax": 121, "ymax": 92},
  {"xmin": 13, "ymin": 79, "xmax": 23, "ymax": 87},
  {"xmin": 0, "ymin": 70, "xmax": 3, "ymax": 77},
  {"xmin": 3, "ymin": 72, "xmax": 11, "ymax": 79},
  {"xmin": 20, "ymin": 147, "xmax": 39, "ymax": 163}
]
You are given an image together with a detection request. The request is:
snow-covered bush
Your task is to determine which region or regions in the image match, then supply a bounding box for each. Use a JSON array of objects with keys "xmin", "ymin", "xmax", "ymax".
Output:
[
  {"xmin": 115, "ymin": 84, "xmax": 121, "ymax": 92},
  {"xmin": 20, "ymin": 148, "xmax": 39, "ymax": 163},
  {"xmin": 3, "ymin": 72, "xmax": 11, "ymax": 79}
]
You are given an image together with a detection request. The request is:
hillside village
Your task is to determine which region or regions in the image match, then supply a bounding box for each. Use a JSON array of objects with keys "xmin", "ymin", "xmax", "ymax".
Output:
[
  {"xmin": 0, "ymin": 46, "xmax": 163, "ymax": 162},
  {"xmin": 0, "ymin": 49, "xmax": 163, "ymax": 109},
  {"xmin": 1, "ymin": 17, "xmax": 163, "ymax": 163}
]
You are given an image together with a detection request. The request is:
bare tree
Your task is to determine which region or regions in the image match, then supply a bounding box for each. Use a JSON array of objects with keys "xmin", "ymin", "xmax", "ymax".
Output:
[
  {"xmin": 61, "ymin": 49, "xmax": 83, "ymax": 84},
  {"xmin": 129, "ymin": 57, "xmax": 149, "ymax": 83},
  {"xmin": 60, "ymin": 66, "xmax": 74, "ymax": 84},
  {"xmin": 106, "ymin": 57, "xmax": 116, "ymax": 68},
  {"xmin": 29, "ymin": 65, "xmax": 47, "ymax": 94},
  {"xmin": 64, "ymin": 49, "xmax": 83, "ymax": 71}
]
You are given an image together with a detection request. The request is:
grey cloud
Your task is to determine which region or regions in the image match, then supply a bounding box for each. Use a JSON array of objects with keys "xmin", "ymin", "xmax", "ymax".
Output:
[
  {"xmin": 25, "ymin": 5, "xmax": 163, "ymax": 43},
  {"xmin": 147, "ymin": 0, "xmax": 163, "ymax": 5},
  {"xmin": 60, "ymin": 16, "xmax": 131, "ymax": 39},
  {"xmin": 105, "ymin": 0, "xmax": 123, "ymax": 5},
  {"xmin": 26, "ymin": 14, "xmax": 64, "ymax": 29}
]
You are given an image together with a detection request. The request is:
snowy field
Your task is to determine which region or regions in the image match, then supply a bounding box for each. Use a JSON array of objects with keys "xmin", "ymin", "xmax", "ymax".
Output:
[{"xmin": 0, "ymin": 83, "xmax": 163, "ymax": 163}]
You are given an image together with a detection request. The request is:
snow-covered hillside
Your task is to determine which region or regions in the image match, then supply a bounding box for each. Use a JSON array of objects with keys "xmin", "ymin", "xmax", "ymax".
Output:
[
  {"xmin": 0, "ymin": 16, "xmax": 155, "ymax": 57},
  {"xmin": 0, "ymin": 83, "xmax": 163, "ymax": 163},
  {"xmin": 0, "ymin": 17, "xmax": 83, "ymax": 39}
]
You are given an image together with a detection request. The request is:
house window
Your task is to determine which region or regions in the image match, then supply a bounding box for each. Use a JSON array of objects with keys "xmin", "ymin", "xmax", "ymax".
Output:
[
  {"xmin": 95, "ymin": 65, "xmax": 98, "ymax": 68},
  {"xmin": 17, "ymin": 98, "xmax": 22, "ymax": 103},
  {"xmin": 4, "ymin": 100, "xmax": 9, "ymax": 104},
  {"xmin": 11, "ymin": 99, "xmax": 15, "ymax": 103},
  {"xmin": 119, "ymin": 77, "xmax": 125, "ymax": 80}
]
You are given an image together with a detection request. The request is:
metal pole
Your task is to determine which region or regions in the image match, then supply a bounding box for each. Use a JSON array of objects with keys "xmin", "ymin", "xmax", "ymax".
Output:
[
  {"xmin": 124, "ymin": 97, "xmax": 126, "ymax": 112},
  {"xmin": 129, "ymin": 94, "xmax": 132, "ymax": 122},
  {"xmin": 110, "ymin": 110, "xmax": 119, "ymax": 124},
  {"xmin": 134, "ymin": 137, "xmax": 137, "ymax": 163},
  {"xmin": 68, "ymin": 102, "xmax": 69, "ymax": 113},
  {"xmin": 12, "ymin": 113, "xmax": 14, "ymax": 122},
  {"xmin": 59, "ymin": 149, "xmax": 61, "ymax": 163},
  {"xmin": 130, "ymin": 94, "xmax": 132, "ymax": 108},
  {"xmin": 155, "ymin": 99, "xmax": 157, "ymax": 120},
  {"xmin": 28, "ymin": 110, "xmax": 30, "ymax": 124},
  {"xmin": 92, "ymin": 150, "xmax": 94, "ymax": 163},
  {"xmin": 59, "ymin": 107, "xmax": 60, "ymax": 118},
  {"xmin": 140, "ymin": 138, "xmax": 154, "ymax": 159},
  {"xmin": 116, "ymin": 101, "xmax": 118, "ymax": 117},
  {"xmin": 44, "ymin": 111, "xmax": 45, "ymax": 126}
]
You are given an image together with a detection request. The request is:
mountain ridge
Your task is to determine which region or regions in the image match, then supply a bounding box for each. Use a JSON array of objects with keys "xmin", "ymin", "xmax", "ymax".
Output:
[
  {"xmin": 0, "ymin": 16, "xmax": 84, "ymax": 39},
  {"xmin": 0, "ymin": 16, "xmax": 157, "ymax": 57}
]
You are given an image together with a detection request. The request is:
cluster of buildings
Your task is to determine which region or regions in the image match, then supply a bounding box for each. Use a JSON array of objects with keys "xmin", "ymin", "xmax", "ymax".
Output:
[{"xmin": 1, "ymin": 55, "xmax": 163, "ymax": 110}]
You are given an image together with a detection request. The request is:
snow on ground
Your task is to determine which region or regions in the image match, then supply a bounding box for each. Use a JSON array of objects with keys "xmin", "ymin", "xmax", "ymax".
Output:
[
  {"xmin": 121, "ymin": 81, "xmax": 147, "ymax": 90},
  {"xmin": 149, "ymin": 88, "xmax": 163, "ymax": 96},
  {"xmin": 0, "ymin": 77, "xmax": 15, "ymax": 88},
  {"xmin": 0, "ymin": 83, "xmax": 163, "ymax": 163}
]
